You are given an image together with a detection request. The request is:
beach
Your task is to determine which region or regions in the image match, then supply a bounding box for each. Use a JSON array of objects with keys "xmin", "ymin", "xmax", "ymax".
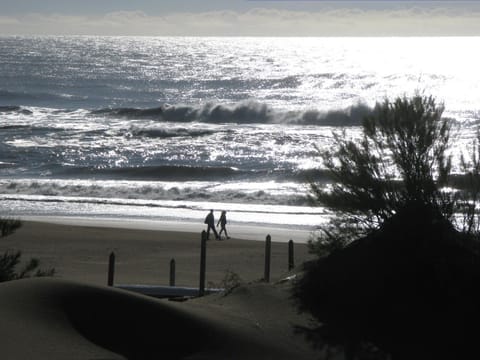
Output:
[
  {"xmin": 0, "ymin": 220, "xmax": 319, "ymax": 359},
  {"xmin": 2, "ymin": 34, "xmax": 479, "ymax": 360},
  {"xmin": 4, "ymin": 220, "xmax": 315, "ymax": 287}
]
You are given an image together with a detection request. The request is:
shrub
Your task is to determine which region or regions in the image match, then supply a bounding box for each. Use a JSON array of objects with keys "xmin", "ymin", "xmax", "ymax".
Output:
[
  {"xmin": 309, "ymin": 95, "xmax": 454, "ymax": 254},
  {"xmin": 0, "ymin": 219, "xmax": 55, "ymax": 282},
  {"xmin": 0, "ymin": 250, "xmax": 55, "ymax": 282},
  {"xmin": 296, "ymin": 95, "xmax": 480, "ymax": 358}
]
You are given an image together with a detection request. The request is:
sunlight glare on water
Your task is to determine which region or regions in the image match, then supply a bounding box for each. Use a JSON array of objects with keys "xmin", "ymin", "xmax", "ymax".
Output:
[{"xmin": 1, "ymin": 36, "xmax": 480, "ymax": 228}]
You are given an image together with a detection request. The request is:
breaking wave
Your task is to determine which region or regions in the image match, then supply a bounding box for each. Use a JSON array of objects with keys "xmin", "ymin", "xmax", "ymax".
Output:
[
  {"xmin": 0, "ymin": 178, "xmax": 311, "ymax": 206},
  {"xmin": 1, "ymin": 101, "xmax": 372, "ymax": 127},
  {"xmin": 92, "ymin": 101, "xmax": 372, "ymax": 127},
  {"xmin": 128, "ymin": 127, "xmax": 219, "ymax": 139},
  {"xmin": 57, "ymin": 165, "xmax": 247, "ymax": 181},
  {"xmin": 51, "ymin": 165, "xmax": 330, "ymax": 183},
  {"xmin": 0, "ymin": 105, "xmax": 33, "ymax": 115}
]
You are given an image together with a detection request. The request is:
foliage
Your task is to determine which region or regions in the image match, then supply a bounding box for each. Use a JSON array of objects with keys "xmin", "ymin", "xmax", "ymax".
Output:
[
  {"xmin": 453, "ymin": 134, "xmax": 480, "ymax": 235},
  {"xmin": 0, "ymin": 219, "xmax": 55, "ymax": 282},
  {"xmin": 295, "ymin": 201, "xmax": 480, "ymax": 359},
  {"xmin": 0, "ymin": 218, "xmax": 22, "ymax": 237},
  {"xmin": 307, "ymin": 218, "xmax": 358, "ymax": 257},
  {"xmin": 0, "ymin": 250, "xmax": 55, "ymax": 282},
  {"xmin": 208, "ymin": 269, "xmax": 243, "ymax": 295},
  {"xmin": 298, "ymin": 95, "xmax": 480, "ymax": 357},
  {"xmin": 309, "ymin": 94, "xmax": 454, "ymax": 254}
]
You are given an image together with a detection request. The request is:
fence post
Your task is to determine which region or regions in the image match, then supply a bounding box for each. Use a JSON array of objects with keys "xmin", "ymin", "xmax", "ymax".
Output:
[
  {"xmin": 264, "ymin": 234, "xmax": 271, "ymax": 282},
  {"xmin": 199, "ymin": 230, "xmax": 207, "ymax": 296},
  {"xmin": 107, "ymin": 252, "xmax": 115, "ymax": 287},
  {"xmin": 169, "ymin": 258, "xmax": 176, "ymax": 287},
  {"xmin": 288, "ymin": 239, "xmax": 295, "ymax": 271}
]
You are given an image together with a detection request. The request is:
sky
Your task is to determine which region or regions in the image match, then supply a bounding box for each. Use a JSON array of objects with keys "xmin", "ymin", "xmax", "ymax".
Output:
[{"xmin": 1, "ymin": 1, "xmax": 480, "ymax": 36}]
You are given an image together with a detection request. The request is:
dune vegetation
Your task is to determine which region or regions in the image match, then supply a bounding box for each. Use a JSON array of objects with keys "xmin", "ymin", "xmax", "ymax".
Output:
[
  {"xmin": 0, "ymin": 219, "xmax": 55, "ymax": 282},
  {"xmin": 295, "ymin": 95, "xmax": 480, "ymax": 359}
]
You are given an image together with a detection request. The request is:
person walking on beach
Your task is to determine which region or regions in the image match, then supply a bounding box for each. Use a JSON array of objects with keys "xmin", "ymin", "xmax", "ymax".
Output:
[
  {"xmin": 217, "ymin": 210, "xmax": 230, "ymax": 240},
  {"xmin": 204, "ymin": 209, "xmax": 219, "ymax": 240}
]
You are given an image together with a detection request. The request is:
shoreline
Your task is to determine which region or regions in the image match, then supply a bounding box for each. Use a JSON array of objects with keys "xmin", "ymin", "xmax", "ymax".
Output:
[{"xmin": 19, "ymin": 215, "xmax": 314, "ymax": 243}]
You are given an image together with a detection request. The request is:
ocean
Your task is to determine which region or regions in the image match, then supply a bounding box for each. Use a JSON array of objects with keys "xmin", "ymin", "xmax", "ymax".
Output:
[{"xmin": 0, "ymin": 36, "xmax": 479, "ymax": 234}]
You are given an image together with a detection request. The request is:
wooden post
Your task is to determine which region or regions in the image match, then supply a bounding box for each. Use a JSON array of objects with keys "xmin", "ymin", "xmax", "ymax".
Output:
[
  {"xmin": 199, "ymin": 230, "xmax": 207, "ymax": 296},
  {"xmin": 288, "ymin": 239, "xmax": 295, "ymax": 271},
  {"xmin": 107, "ymin": 252, "xmax": 115, "ymax": 287},
  {"xmin": 264, "ymin": 234, "xmax": 271, "ymax": 282},
  {"xmin": 169, "ymin": 258, "xmax": 176, "ymax": 287}
]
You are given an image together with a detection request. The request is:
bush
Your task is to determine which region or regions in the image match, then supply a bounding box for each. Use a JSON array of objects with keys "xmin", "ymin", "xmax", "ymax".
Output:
[
  {"xmin": 295, "ymin": 202, "xmax": 480, "ymax": 359},
  {"xmin": 0, "ymin": 250, "xmax": 55, "ymax": 282},
  {"xmin": 0, "ymin": 218, "xmax": 22, "ymax": 237},
  {"xmin": 208, "ymin": 269, "xmax": 243, "ymax": 295},
  {"xmin": 296, "ymin": 95, "xmax": 480, "ymax": 358},
  {"xmin": 309, "ymin": 95, "xmax": 454, "ymax": 254},
  {"xmin": 0, "ymin": 219, "xmax": 55, "ymax": 282}
]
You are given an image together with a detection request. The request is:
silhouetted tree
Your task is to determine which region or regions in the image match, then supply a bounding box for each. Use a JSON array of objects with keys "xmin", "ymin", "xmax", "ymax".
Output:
[
  {"xmin": 454, "ymin": 134, "xmax": 480, "ymax": 235},
  {"xmin": 309, "ymin": 94, "xmax": 453, "ymax": 255},
  {"xmin": 296, "ymin": 95, "xmax": 480, "ymax": 359}
]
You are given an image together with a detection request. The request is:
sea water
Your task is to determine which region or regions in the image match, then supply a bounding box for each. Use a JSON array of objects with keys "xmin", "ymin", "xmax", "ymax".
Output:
[{"xmin": 0, "ymin": 36, "xmax": 479, "ymax": 233}]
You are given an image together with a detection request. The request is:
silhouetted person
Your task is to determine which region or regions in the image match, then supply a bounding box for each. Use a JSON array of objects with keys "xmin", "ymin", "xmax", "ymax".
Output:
[
  {"xmin": 204, "ymin": 209, "xmax": 219, "ymax": 240},
  {"xmin": 217, "ymin": 210, "xmax": 230, "ymax": 240}
]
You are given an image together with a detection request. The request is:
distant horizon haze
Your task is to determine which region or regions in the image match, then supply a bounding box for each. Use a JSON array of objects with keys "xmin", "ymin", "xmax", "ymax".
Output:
[{"xmin": 1, "ymin": 1, "xmax": 480, "ymax": 36}]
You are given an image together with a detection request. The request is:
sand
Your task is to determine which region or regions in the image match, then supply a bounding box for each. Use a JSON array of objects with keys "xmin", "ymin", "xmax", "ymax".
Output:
[
  {"xmin": 0, "ymin": 220, "xmax": 319, "ymax": 359},
  {"xmin": 3, "ymin": 221, "xmax": 314, "ymax": 287}
]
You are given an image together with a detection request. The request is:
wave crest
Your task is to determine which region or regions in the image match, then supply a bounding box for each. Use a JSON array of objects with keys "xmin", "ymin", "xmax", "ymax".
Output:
[
  {"xmin": 93, "ymin": 101, "xmax": 372, "ymax": 126},
  {"xmin": 0, "ymin": 179, "xmax": 310, "ymax": 206},
  {"xmin": 58, "ymin": 165, "xmax": 244, "ymax": 181},
  {"xmin": 0, "ymin": 105, "xmax": 32, "ymax": 115},
  {"xmin": 129, "ymin": 127, "xmax": 218, "ymax": 139}
]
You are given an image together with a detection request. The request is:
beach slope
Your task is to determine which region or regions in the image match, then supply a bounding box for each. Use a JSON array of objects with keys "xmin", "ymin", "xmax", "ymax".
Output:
[{"xmin": 0, "ymin": 278, "xmax": 317, "ymax": 359}]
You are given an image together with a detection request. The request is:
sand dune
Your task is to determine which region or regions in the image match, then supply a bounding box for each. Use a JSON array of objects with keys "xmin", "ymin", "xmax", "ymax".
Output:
[
  {"xmin": 0, "ymin": 278, "xmax": 317, "ymax": 359},
  {"xmin": 0, "ymin": 220, "xmax": 318, "ymax": 359}
]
